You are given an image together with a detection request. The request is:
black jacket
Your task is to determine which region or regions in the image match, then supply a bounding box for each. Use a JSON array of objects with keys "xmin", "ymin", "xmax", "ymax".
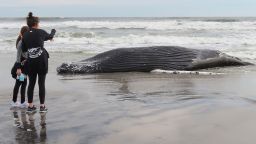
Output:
[{"xmin": 22, "ymin": 28, "xmax": 56, "ymax": 74}]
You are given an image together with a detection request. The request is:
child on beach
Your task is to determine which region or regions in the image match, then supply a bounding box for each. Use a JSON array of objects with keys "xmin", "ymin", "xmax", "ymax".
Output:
[{"xmin": 11, "ymin": 26, "xmax": 29, "ymax": 108}]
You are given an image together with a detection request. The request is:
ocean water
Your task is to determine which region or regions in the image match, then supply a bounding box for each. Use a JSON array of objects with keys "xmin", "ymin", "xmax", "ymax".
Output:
[
  {"xmin": 1, "ymin": 17, "xmax": 256, "ymax": 62},
  {"xmin": 2, "ymin": 18, "xmax": 256, "ymax": 144}
]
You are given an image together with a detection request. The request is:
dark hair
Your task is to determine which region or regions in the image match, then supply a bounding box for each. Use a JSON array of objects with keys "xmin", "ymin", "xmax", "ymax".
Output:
[
  {"xmin": 20, "ymin": 26, "xmax": 29, "ymax": 35},
  {"xmin": 16, "ymin": 26, "xmax": 29, "ymax": 47},
  {"xmin": 26, "ymin": 12, "xmax": 39, "ymax": 27}
]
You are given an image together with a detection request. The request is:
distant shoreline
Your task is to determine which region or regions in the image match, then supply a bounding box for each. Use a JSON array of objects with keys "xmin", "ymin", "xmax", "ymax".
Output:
[{"xmin": 1, "ymin": 16, "xmax": 256, "ymax": 19}]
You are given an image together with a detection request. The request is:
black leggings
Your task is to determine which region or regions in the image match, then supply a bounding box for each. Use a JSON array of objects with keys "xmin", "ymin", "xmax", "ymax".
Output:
[
  {"xmin": 13, "ymin": 79, "xmax": 27, "ymax": 103},
  {"xmin": 27, "ymin": 73, "xmax": 46, "ymax": 104}
]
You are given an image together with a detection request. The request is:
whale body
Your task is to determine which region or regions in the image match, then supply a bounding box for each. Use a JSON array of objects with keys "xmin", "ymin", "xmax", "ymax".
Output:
[{"xmin": 57, "ymin": 46, "xmax": 252, "ymax": 74}]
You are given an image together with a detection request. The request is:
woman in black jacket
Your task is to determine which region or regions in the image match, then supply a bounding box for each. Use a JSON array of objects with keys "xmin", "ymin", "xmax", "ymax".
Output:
[{"xmin": 22, "ymin": 12, "xmax": 56, "ymax": 113}]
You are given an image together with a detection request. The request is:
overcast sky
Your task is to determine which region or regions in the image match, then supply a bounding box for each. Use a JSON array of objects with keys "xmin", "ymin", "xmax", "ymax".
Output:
[{"xmin": 0, "ymin": 0, "xmax": 255, "ymax": 17}]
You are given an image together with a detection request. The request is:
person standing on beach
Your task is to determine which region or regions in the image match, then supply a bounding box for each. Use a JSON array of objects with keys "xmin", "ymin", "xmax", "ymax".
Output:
[
  {"xmin": 11, "ymin": 26, "xmax": 29, "ymax": 108},
  {"xmin": 22, "ymin": 12, "xmax": 56, "ymax": 113}
]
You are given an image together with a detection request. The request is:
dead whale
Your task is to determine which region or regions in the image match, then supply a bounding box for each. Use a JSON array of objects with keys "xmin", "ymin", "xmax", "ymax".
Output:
[{"xmin": 57, "ymin": 46, "xmax": 252, "ymax": 74}]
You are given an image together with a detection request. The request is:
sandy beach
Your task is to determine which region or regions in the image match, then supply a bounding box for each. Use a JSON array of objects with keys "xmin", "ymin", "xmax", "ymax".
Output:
[{"xmin": 1, "ymin": 52, "xmax": 256, "ymax": 144}]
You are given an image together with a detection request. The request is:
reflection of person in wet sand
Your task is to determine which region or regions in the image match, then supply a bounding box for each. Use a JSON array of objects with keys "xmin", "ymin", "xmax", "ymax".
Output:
[
  {"xmin": 12, "ymin": 110, "xmax": 47, "ymax": 143},
  {"xmin": 39, "ymin": 113, "xmax": 47, "ymax": 141}
]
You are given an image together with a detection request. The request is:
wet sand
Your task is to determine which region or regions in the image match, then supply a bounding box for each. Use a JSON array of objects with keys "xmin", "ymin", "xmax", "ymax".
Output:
[{"xmin": 1, "ymin": 52, "xmax": 256, "ymax": 144}]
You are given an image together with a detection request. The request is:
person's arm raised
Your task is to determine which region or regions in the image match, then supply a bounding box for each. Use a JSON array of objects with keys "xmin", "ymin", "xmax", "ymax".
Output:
[{"xmin": 43, "ymin": 29, "xmax": 56, "ymax": 41}]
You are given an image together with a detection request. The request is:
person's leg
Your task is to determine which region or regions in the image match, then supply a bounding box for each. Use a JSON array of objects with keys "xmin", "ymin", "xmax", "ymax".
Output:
[
  {"xmin": 38, "ymin": 74, "xmax": 46, "ymax": 106},
  {"xmin": 27, "ymin": 73, "xmax": 37, "ymax": 107},
  {"xmin": 12, "ymin": 80, "xmax": 21, "ymax": 103},
  {"xmin": 20, "ymin": 78, "xmax": 27, "ymax": 104}
]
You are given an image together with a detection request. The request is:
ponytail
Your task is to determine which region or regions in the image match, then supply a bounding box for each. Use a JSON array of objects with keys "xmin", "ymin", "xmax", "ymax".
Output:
[{"xmin": 26, "ymin": 12, "xmax": 39, "ymax": 27}]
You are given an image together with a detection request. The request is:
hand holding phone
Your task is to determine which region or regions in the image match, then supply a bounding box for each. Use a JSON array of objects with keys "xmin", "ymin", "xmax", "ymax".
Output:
[{"xmin": 51, "ymin": 29, "xmax": 56, "ymax": 35}]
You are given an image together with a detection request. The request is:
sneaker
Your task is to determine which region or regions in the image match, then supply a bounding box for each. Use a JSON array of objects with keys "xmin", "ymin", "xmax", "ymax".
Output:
[
  {"xmin": 10, "ymin": 101, "xmax": 20, "ymax": 108},
  {"xmin": 19, "ymin": 102, "xmax": 29, "ymax": 108},
  {"xmin": 26, "ymin": 105, "xmax": 37, "ymax": 113},
  {"xmin": 39, "ymin": 106, "xmax": 48, "ymax": 113}
]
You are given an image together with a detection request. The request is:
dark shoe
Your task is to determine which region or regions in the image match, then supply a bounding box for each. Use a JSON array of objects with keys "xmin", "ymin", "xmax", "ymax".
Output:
[
  {"xmin": 26, "ymin": 105, "xmax": 37, "ymax": 113},
  {"xmin": 39, "ymin": 106, "xmax": 48, "ymax": 113}
]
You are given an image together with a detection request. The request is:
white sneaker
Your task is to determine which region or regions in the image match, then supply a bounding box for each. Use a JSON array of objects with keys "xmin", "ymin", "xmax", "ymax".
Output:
[
  {"xmin": 19, "ymin": 102, "xmax": 29, "ymax": 108},
  {"xmin": 10, "ymin": 101, "xmax": 20, "ymax": 107}
]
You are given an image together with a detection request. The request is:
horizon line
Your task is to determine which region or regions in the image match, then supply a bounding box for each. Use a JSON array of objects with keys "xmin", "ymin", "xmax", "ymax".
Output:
[{"xmin": 1, "ymin": 16, "xmax": 256, "ymax": 18}]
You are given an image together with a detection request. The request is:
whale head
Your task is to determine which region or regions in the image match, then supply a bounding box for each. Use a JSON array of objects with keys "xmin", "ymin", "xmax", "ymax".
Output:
[{"xmin": 57, "ymin": 61, "xmax": 98, "ymax": 74}]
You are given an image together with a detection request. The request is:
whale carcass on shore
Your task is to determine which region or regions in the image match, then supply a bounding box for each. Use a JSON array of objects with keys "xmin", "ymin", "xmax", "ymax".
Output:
[{"xmin": 57, "ymin": 46, "xmax": 252, "ymax": 74}]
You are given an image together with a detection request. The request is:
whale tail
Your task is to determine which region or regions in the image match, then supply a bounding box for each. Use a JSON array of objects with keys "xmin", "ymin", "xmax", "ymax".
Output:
[{"xmin": 190, "ymin": 53, "xmax": 253, "ymax": 70}]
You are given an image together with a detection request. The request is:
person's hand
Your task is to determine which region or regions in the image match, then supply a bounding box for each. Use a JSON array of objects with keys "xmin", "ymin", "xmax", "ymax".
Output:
[
  {"xmin": 16, "ymin": 69, "xmax": 22, "ymax": 76},
  {"xmin": 51, "ymin": 29, "xmax": 56, "ymax": 34},
  {"xmin": 50, "ymin": 29, "xmax": 56, "ymax": 42}
]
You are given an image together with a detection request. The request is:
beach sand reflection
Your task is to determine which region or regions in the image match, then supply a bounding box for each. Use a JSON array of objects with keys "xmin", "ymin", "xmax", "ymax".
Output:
[{"xmin": 12, "ymin": 110, "xmax": 47, "ymax": 144}]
